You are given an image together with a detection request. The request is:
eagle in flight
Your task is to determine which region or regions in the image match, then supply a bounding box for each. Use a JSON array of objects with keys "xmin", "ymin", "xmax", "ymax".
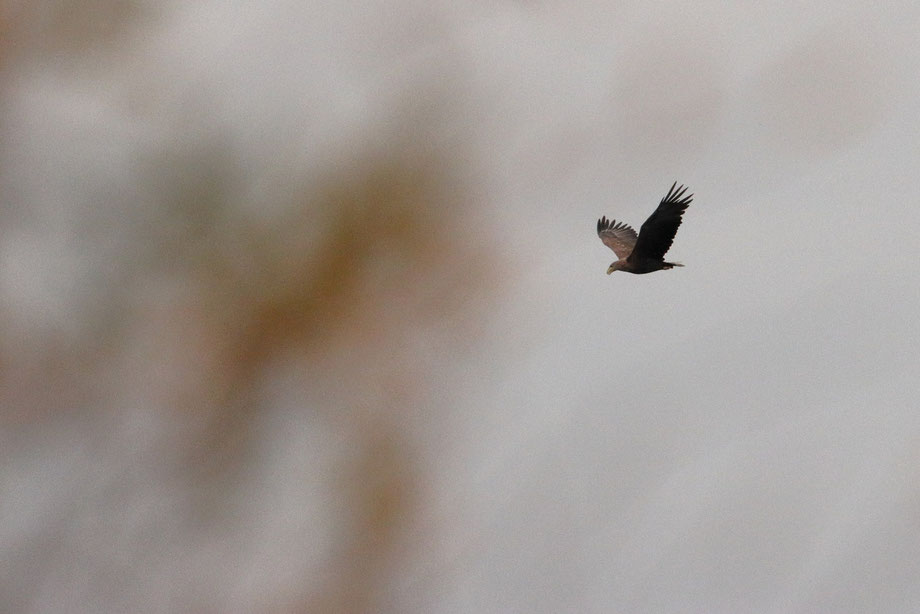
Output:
[{"xmin": 597, "ymin": 182, "xmax": 692, "ymax": 274}]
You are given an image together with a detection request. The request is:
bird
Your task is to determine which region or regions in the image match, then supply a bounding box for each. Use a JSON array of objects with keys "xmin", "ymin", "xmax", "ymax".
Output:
[{"xmin": 597, "ymin": 182, "xmax": 692, "ymax": 274}]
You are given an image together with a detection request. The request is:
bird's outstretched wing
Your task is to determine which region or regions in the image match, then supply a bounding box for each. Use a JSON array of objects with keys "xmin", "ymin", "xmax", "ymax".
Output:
[
  {"xmin": 629, "ymin": 182, "xmax": 692, "ymax": 262},
  {"xmin": 597, "ymin": 216, "xmax": 638, "ymax": 260}
]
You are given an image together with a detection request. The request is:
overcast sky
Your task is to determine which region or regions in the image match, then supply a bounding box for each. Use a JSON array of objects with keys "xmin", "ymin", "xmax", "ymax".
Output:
[{"xmin": 2, "ymin": 1, "xmax": 920, "ymax": 612}]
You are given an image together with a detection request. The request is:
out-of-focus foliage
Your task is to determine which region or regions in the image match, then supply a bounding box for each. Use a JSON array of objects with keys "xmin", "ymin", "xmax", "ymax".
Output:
[{"xmin": 0, "ymin": 4, "xmax": 497, "ymax": 612}]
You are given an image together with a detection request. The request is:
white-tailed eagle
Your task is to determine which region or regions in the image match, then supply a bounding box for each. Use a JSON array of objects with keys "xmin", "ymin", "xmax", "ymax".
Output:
[{"xmin": 597, "ymin": 182, "xmax": 692, "ymax": 274}]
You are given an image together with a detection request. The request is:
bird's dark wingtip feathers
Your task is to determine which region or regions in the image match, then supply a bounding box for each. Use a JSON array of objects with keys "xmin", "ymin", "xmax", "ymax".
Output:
[
  {"xmin": 665, "ymin": 181, "xmax": 677, "ymax": 201},
  {"xmin": 597, "ymin": 216, "xmax": 612, "ymax": 234},
  {"xmin": 662, "ymin": 182, "xmax": 693, "ymax": 207},
  {"xmin": 598, "ymin": 216, "xmax": 634, "ymax": 235}
]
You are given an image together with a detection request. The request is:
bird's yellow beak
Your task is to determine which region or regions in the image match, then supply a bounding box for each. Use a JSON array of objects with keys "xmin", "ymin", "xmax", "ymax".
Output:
[{"xmin": 606, "ymin": 265, "xmax": 615, "ymax": 275}]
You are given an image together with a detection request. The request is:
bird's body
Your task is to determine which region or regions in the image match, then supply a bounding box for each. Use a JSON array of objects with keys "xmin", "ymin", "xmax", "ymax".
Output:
[
  {"xmin": 597, "ymin": 182, "xmax": 692, "ymax": 275},
  {"xmin": 605, "ymin": 255, "xmax": 682, "ymax": 275}
]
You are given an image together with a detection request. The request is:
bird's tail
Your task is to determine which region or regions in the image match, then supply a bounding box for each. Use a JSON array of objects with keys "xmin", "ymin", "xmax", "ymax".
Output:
[{"xmin": 663, "ymin": 261, "xmax": 684, "ymax": 269}]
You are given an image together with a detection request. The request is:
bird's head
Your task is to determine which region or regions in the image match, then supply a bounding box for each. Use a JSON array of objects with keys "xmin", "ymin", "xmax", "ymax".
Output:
[{"xmin": 607, "ymin": 261, "xmax": 624, "ymax": 274}]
